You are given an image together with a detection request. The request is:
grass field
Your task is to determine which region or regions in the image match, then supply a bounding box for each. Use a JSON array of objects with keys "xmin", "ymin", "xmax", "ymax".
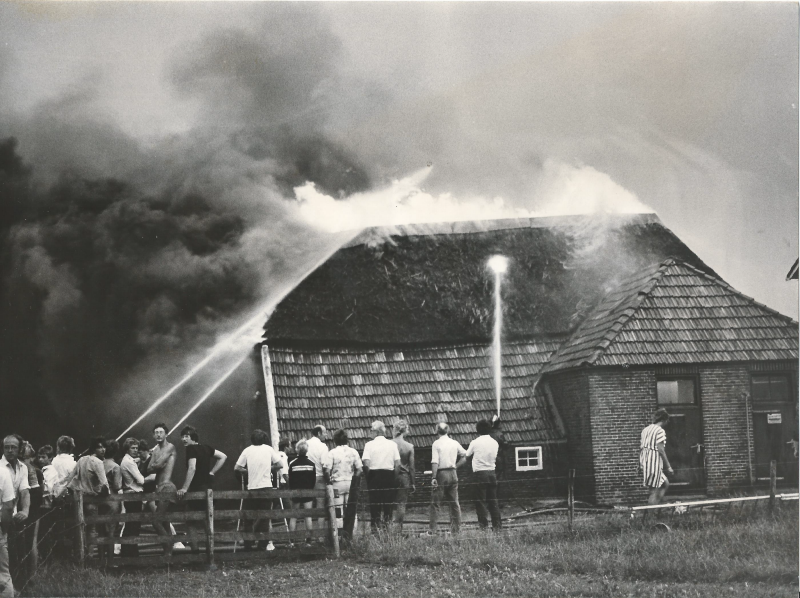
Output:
[{"xmin": 24, "ymin": 506, "xmax": 798, "ymax": 597}]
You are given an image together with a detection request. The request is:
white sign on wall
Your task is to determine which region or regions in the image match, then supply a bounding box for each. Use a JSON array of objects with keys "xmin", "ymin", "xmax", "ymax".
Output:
[{"xmin": 767, "ymin": 413, "xmax": 782, "ymax": 425}]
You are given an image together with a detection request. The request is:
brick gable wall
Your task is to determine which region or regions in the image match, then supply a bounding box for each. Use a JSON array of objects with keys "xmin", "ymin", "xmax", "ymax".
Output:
[
  {"xmin": 699, "ymin": 365, "xmax": 755, "ymax": 493},
  {"xmin": 587, "ymin": 370, "xmax": 654, "ymax": 504},
  {"xmin": 546, "ymin": 372, "xmax": 595, "ymax": 500},
  {"xmin": 570, "ymin": 362, "xmax": 795, "ymax": 504}
]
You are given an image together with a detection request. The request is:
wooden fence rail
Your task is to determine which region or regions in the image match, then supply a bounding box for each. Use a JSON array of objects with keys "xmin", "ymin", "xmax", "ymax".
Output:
[{"xmin": 73, "ymin": 487, "xmax": 339, "ymax": 569}]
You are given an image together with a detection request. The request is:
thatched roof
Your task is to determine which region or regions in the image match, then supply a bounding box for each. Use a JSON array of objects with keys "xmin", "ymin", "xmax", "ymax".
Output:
[{"xmin": 264, "ymin": 214, "xmax": 715, "ymax": 344}]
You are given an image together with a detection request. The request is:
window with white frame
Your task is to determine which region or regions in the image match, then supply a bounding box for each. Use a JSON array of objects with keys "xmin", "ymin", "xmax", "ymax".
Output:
[{"xmin": 515, "ymin": 446, "xmax": 543, "ymax": 471}]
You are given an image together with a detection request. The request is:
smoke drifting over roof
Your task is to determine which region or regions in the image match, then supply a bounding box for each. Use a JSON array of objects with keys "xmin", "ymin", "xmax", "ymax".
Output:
[
  {"xmin": 0, "ymin": 3, "xmax": 795, "ymax": 446},
  {"xmin": 0, "ymin": 14, "xmax": 376, "ymax": 443}
]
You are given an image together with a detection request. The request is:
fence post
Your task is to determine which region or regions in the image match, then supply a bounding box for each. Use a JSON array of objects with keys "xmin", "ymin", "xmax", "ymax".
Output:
[
  {"xmin": 342, "ymin": 475, "xmax": 361, "ymax": 542},
  {"xmin": 72, "ymin": 491, "xmax": 85, "ymax": 567},
  {"xmin": 567, "ymin": 469, "xmax": 575, "ymax": 533},
  {"xmin": 769, "ymin": 460, "xmax": 777, "ymax": 511},
  {"xmin": 325, "ymin": 485, "xmax": 340, "ymax": 558},
  {"xmin": 30, "ymin": 518, "xmax": 40, "ymax": 573},
  {"xmin": 205, "ymin": 489, "xmax": 216, "ymax": 571}
]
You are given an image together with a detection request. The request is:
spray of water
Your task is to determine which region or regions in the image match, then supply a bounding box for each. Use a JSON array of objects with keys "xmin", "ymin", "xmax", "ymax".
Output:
[
  {"xmin": 115, "ymin": 227, "xmax": 360, "ymax": 441},
  {"xmin": 114, "ymin": 310, "xmax": 270, "ymax": 441},
  {"xmin": 487, "ymin": 255, "xmax": 509, "ymax": 418},
  {"xmin": 168, "ymin": 354, "xmax": 249, "ymax": 437}
]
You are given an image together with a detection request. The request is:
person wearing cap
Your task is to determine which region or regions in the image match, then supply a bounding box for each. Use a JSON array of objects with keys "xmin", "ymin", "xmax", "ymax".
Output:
[
  {"xmin": 429, "ymin": 422, "xmax": 466, "ymax": 535},
  {"xmin": 361, "ymin": 421, "xmax": 400, "ymax": 532},
  {"xmin": 639, "ymin": 408, "xmax": 674, "ymax": 505},
  {"xmin": 306, "ymin": 425, "xmax": 329, "ymax": 532},
  {"xmin": 391, "ymin": 419, "xmax": 415, "ymax": 532},
  {"xmin": 466, "ymin": 419, "xmax": 502, "ymax": 531}
]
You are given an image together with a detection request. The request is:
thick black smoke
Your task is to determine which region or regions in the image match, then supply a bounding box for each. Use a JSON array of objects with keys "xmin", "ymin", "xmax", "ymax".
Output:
[{"xmin": 0, "ymin": 15, "xmax": 373, "ymax": 447}]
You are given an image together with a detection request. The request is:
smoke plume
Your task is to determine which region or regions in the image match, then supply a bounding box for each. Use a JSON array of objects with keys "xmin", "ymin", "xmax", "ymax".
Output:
[{"xmin": 0, "ymin": 11, "xmax": 655, "ymax": 447}]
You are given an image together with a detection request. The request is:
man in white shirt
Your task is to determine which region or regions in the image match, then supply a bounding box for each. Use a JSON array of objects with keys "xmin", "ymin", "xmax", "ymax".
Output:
[
  {"xmin": 0, "ymin": 466, "xmax": 15, "ymax": 598},
  {"xmin": 429, "ymin": 423, "xmax": 466, "ymax": 534},
  {"xmin": 361, "ymin": 421, "xmax": 400, "ymax": 532},
  {"xmin": 1, "ymin": 436, "xmax": 30, "ymax": 526},
  {"xmin": 466, "ymin": 419, "xmax": 502, "ymax": 531},
  {"xmin": 234, "ymin": 429, "xmax": 283, "ymax": 551},
  {"xmin": 305, "ymin": 425, "xmax": 329, "ymax": 531},
  {"xmin": 51, "ymin": 436, "xmax": 76, "ymax": 495}
]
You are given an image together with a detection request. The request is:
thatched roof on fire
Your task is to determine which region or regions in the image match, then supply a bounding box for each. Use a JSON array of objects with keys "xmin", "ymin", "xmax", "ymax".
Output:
[{"xmin": 264, "ymin": 213, "xmax": 715, "ymax": 344}]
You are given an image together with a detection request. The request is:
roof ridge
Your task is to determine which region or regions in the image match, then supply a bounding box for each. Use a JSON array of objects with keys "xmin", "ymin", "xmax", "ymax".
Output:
[
  {"xmin": 268, "ymin": 337, "xmax": 567, "ymax": 352},
  {"xmin": 343, "ymin": 213, "xmax": 662, "ymax": 247},
  {"xmin": 666, "ymin": 259, "xmax": 799, "ymax": 326}
]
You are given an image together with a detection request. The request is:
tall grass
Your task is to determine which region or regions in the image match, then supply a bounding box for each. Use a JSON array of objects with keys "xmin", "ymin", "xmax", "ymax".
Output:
[
  {"xmin": 24, "ymin": 507, "xmax": 798, "ymax": 597},
  {"xmin": 349, "ymin": 506, "xmax": 798, "ymax": 584}
]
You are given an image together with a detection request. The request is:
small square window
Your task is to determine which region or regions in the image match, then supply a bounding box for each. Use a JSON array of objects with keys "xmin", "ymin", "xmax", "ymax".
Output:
[
  {"xmin": 657, "ymin": 379, "xmax": 696, "ymax": 405},
  {"xmin": 515, "ymin": 446, "xmax": 543, "ymax": 471}
]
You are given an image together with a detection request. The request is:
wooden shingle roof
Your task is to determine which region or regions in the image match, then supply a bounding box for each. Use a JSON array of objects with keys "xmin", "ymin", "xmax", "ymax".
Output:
[
  {"xmin": 268, "ymin": 340, "xmax": 565, "ymax": 451},
  {"xmin": 544, "ymin": 259, "xmax": 799, "ymax": 372}
]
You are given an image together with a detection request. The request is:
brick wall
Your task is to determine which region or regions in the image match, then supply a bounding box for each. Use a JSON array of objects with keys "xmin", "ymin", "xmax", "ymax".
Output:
[
  {"xmin": 587, "ymin": 370, "xmax": 654, "ymax": 505},
  {"xmin": 545, "ymin": 372, "xmax": 595, "ymax": 500},
  {"xmin": 698, "ymin": 365, "xmax": 752, "ymax": 494}
]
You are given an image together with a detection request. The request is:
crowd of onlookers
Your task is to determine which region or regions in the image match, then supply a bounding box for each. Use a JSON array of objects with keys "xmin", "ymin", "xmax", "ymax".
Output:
[{"xmin": 0, "ymin": 416, "xmax": 504, "ymax": 595}]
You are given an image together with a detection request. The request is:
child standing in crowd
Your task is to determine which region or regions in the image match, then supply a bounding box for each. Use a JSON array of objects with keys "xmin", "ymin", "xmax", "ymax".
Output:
[
  {"xmin": 37, "ymin": 446, "xmax": 56, "ymax": 508},
  {"xmin": 288, "ymin": 440, "xmax": 317, "ymax": 544}
]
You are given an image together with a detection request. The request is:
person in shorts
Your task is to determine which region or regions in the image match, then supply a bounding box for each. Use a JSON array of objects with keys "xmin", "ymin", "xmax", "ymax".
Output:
[
  {"xmin": 234, "ymin": 429, "xmax": 282, "ymax": 551},
  {"xmin": 323, "ymin": 430, "xmax": 362, "ymax": 529}
]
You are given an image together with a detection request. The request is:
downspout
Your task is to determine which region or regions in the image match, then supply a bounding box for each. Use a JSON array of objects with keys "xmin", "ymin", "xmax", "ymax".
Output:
[
  {"xmin": 743, "ymin": 391, "xmax": 755, "ymax": 486},
  {"xmin": 261, "ymin": 344, "xmax": 280, "ymax": 451}
]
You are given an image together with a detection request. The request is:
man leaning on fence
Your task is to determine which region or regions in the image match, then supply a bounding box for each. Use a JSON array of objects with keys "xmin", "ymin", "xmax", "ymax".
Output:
[
  {"xmin": 177, "ymin": 425, "xmax": 227, "ymax": 552},
  {"xmin": 429, "ymin": 423, "xmax": 466, "ymax": 535},
  {"xmin": 120, "ymin": 438, "xmax": 145, "ymax": 558},
  {"xmin": 61, "ymin": 437, "xmax": 110, "ymax": 557}
]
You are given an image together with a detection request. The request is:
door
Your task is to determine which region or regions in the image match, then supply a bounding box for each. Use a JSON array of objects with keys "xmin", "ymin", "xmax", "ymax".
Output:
[
  {"xmin": 751, "ymin": 373, "xmax": 798, "ymax": 485},
  {"xmin": 657, "ymin": 378, "xmax": 705, "ymax": 490}
]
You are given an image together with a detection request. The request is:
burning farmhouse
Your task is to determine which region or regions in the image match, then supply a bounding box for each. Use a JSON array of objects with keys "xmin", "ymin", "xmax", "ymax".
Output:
[{"xmin": 233, "ymin": 213, "xmax": 798, "ymax": 505}]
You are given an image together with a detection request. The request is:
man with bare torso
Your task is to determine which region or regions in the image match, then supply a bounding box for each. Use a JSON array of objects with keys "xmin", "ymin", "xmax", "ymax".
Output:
[
  {"xmin": 392, "ymin": 419, "xmax": 415, "ymax": 532},
  {"xmin": 147, "ymin": 423, "xmax": 176, "ymax": 553}
]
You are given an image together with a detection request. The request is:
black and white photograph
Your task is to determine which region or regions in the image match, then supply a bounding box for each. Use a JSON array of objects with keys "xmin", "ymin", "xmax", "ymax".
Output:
[{"xmin": 0, "ymin": 2, "xmax": 797, "ymax": 596}]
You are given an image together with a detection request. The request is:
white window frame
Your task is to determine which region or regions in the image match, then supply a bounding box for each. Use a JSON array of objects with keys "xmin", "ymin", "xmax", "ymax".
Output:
[{"xmin": 515, "ymin": 446, "xmax": 543, "ymax": 472}]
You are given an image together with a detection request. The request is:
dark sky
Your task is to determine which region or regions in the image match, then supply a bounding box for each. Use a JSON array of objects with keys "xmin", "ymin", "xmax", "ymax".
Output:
[{"xmin": 0, "ymin": 2, "xmax": 796, "ymax": 442}]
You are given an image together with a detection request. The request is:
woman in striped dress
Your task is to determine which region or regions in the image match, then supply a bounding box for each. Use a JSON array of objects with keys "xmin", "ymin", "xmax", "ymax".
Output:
[{"xmin": 639, "ymin": 408, "xmax": 674, "ymax": 505}]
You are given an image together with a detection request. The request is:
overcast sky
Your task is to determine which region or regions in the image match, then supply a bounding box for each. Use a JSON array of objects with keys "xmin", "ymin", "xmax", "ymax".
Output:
[{"xmin": 1, "ymin": 1, "xmax": 797, "ymax": 319}]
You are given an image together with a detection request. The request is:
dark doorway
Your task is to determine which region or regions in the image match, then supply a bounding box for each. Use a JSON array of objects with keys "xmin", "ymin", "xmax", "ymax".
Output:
[{"xmin": 657, "ymin": 378, "xmax": 705, "ymax": 491}]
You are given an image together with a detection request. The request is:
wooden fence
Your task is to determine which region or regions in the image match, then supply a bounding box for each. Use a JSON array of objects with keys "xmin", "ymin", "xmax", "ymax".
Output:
[{"xmin": 73, "ymin": 487, "xmax": 340, "ymax": 569}]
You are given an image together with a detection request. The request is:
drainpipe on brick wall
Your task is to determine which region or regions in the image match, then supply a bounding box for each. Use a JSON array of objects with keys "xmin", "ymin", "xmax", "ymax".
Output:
[
  {"xmin": 743, "ymin": 391, "xmax": 755, "ymax": 486},
  {"xmin": 261, "ymin": 344, "xmax": 280, "ymax": 451}
]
